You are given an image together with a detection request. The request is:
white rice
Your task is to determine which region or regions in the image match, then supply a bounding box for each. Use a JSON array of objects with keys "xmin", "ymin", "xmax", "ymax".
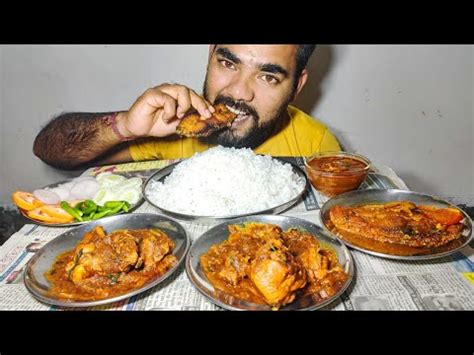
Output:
[{"xmin": 146, "ymin": 146, "xmax": 305, "ymax": 216}]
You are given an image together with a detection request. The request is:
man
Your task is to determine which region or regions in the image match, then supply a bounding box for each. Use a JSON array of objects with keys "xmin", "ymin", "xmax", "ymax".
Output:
[{"xmin": 33, "ymin": 45, "xmax": 340, "ymax": 170}]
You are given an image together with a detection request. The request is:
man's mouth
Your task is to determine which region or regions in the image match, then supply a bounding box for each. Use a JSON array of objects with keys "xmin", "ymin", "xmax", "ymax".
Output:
[{"xmin": 226, "ymin": 105, "xmax": 252, "ymax": 124}]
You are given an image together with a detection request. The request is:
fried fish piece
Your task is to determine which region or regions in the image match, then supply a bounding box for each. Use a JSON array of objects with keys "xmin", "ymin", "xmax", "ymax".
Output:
[
  {"xmin": 328, "ymin": 201, "xmax": 465, "ymax": 255},
  {"xmin": 176, "ymin": 103, "xmax": 237, "ymax": 137}
]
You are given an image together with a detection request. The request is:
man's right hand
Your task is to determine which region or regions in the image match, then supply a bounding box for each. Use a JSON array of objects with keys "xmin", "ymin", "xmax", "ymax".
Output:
[{"xmin": 116, "ymin": 84, "xmax": 215, "ymax": 139}]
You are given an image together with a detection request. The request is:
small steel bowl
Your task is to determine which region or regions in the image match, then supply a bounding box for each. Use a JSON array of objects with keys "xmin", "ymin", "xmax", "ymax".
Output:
[{"xmin": 304, "ymin": 151, "xmax": 371, "ymax": 197}]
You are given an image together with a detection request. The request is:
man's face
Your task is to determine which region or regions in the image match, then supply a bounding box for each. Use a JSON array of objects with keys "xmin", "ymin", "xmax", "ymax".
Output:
[{"xmin": 202, "ymin": 45, "xmax": 300, "ymax": 148}]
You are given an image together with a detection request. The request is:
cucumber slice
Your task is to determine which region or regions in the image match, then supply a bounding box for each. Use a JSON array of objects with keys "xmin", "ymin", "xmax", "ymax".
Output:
[
  {"xmin": 115, "ymin": 178, "xmax": 143, "ymax": 192},
  {"xmin": 116, "ymin": 187, "xmax": 141, "ymax": 205},
  {"xmin": 121, "ymin": 177, "xmax": 143, "ymax": 188},
  {"xmin": 96, "ymin": 174, "xmax": 127, "ymax": 187},
  {"xmin": 93, "ymin": 188, "xmax": 118, "ymax": 206}
]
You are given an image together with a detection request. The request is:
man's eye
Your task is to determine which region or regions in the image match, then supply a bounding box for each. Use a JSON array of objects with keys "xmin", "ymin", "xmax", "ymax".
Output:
[
  {"xmin": 262, "ymin": 75, "xmax": 279, "ymax": 85},
  {"xmin": 219, "ymin": 60, "xmax": 236, "ymax": 70},
  {"xmin": 262, "ymin": 75, "xmax": 280, "ymax": 85}
]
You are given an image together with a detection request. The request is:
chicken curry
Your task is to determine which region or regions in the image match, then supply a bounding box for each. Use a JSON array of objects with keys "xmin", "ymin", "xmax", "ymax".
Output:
[
  {"xmin": 200, "ymin": 223, "xmax": 348, "ymax": 310},
  {"xmin": 46, "ymin": 226, "xmax": 177, "ymax": 301}
]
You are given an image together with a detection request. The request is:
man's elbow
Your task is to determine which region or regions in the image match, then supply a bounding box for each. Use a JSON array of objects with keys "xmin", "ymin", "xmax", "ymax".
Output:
[
  {"xmin": 32, "ymin": 135, "xmax": 44, "ymax": 161},
  {"xmin": 32, "ymin": 136, "xmax": 82, "ymax": 170}
]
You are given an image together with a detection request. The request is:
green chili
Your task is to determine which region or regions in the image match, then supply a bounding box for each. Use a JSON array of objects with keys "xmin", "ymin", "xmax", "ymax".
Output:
[
  {"xmin": 109, "ymin": 202, "xmax": 126, "ymax": 215},
  {"xmin": 60, "ymin": 201, "xmax": 83, "ymax": 222},
  {"xmin": 76, "ymin": 201, "xmax": 87, "ymax": 212},
  {"xmin": 122, "ymin": 201, "xmax": 130, "ymax": 212},
  {"xmin": 91, "ymin": 202, "xmax": 125, "ymax": 220},
  {"xmin": 91, "ymin": 209, "xmax": 112, "ymax": 220},
  {"xmin": 81, "ymin": 200, "xmax": 97, "ymax": 215},
  {"xmin": 104, "ymin": 201, "xmax": 125, "ymax": 209},
  {"xmin": 63, "ymin": 200, "xmax": 130, "ymax": 221}
]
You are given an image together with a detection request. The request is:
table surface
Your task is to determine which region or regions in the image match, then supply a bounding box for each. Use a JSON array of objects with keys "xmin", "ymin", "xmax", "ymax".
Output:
[{"xmin": 1, "ymin": 158, "xmax": 473, "ymax": 311}]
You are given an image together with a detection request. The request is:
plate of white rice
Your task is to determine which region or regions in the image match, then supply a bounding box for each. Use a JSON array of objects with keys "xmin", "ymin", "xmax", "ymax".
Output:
[{"xmin": 143, "ymin": 146, "xmax": 308, "ymax": 222}]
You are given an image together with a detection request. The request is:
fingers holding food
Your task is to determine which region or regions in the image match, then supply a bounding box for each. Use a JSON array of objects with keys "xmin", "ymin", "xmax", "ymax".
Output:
[
  {"xmin": 158, "ymin": 84, "xmax": 214, "ymax": 119},
  {"xmin": 121, "ymin": 84, "xmax": 216, "ymax": 138},
  {"xmin": 176, "ymin": 103, "xmax": 237, "ymax": 137}
]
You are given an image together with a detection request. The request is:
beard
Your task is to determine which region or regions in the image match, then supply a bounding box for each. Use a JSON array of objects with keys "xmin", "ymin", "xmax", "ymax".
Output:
[{"xmin": 201, "ymin": 81, "xmax": 291, "ymax": 149}]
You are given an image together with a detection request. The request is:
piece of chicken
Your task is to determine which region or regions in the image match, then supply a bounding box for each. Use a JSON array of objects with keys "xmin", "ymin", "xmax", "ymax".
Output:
[
  {"xmin": 282, "ymin": 228, "xmax": 348, "ymax": 300},
  {"xmin": 66, "ymin": 227, "xmax": 140, "ymax": 284},
  {"xmin": 216, "ymin": 223, "xmax": 282, "ymax": 285},
  {"xmin": 283, "ymin": 229, "xmax": 342, "ymax": 282},
  {"xmin": 135, "ymin": 230, "xmax": 175, "ymax": 272},
  {"xmin": 66, "ymin": 228, "xmax": 176, "ymax": 285},
  {"xmin": 248, "ymin": 237, "xmax": 307, "ymax": 309},
  {"xmin": 176, "ymin": 103, "xmax": 237, "ymax": 137},
  {"xmin": 110, "ymin": 232, "xmax": 140, "ymax": 271}
]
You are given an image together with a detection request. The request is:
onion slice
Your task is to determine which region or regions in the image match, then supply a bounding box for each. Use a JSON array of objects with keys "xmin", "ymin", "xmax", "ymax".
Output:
[{"xmin": 33, "ymin": 189, "xmax": 61, "ymax": 205}]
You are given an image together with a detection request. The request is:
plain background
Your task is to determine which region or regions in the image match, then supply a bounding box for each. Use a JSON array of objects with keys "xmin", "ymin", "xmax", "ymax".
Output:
[{"xmin": 0, "ymin": 45, "xmax": 472, "ymax": 205}]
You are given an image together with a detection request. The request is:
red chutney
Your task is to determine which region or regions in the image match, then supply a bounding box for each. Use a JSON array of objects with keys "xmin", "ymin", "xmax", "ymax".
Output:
[
  {"xmin": 309, "ymin": 156, "xmax": 367, "ymax": 173},
  {"xmin": 305, "ymin": 155, "xmax": 369, "ymax": 197}
]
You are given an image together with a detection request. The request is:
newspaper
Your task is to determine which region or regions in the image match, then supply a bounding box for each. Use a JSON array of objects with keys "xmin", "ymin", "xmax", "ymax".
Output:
[{"xmin": 0, "ymin": 158, "xmax": 472, "ymax": 311}]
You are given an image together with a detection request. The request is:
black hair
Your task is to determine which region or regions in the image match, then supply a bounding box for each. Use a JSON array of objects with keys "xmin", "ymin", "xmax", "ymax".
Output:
[
  {"xmin": 295, "ymin": 45, "xmax": 317, "ymax": 75},
  {"xmin": 293, "ymin": 44, "xmax": 316, "ymax": 94},
  {"xmin": 293, "ymin": 44, "xmax": 316, "ymax": 88}
]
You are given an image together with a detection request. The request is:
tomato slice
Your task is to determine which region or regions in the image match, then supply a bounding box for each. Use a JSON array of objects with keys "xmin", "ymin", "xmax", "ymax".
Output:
[
  {"xmin": 12, "ymin": 191, "xmax": 44, "ymax": 211},
  {"xmin": 419, "ymin": 206, "xmax": 464, "ymax": 226},
  {"xmin": 27, "ymin": 205, "xmax": 74, "ymax": 224},
  {"xmin": 41, "ymin": 205, "xmax": 75, "ymax": 221}
]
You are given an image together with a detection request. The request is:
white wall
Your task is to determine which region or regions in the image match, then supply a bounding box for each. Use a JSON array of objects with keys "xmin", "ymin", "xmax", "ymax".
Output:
[
  {"xmin": 0, "ymin": 45, "xmax": 472, "ymax": 205},
  {"xmin": 0, "ymin": 45, "xmax": 209, "ymax": 204},
  {"xmin": 294, "ymin": 45, "xmax": 473, "ymax": 204}
]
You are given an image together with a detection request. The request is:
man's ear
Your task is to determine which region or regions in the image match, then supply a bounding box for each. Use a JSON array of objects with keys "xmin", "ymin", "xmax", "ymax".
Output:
[{"xmin": 293, "ymin": 68, "xmax": 308, "ymax": 99}]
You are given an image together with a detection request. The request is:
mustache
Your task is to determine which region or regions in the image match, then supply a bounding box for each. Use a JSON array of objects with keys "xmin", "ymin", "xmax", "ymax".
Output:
[{"xmin": 213, "ymin": 95, "xmax": 259, "ymax": 119}]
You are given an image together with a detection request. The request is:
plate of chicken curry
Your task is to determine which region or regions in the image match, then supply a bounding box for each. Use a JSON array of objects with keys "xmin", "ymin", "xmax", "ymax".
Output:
[
  {"xmin": 186, "ymin": 215, "xmax": 353, "ymax": 311},
  {"xmin": 320, "ymin": 189, "xmax": 472, "ymax": 260},
  {"xmin": 24, "ymin": 213, "xmax": 190, "ymax": 307}
]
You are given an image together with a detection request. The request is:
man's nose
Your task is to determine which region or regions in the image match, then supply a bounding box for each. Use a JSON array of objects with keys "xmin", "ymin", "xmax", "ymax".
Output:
[{"xmin": 227, "ymin": 74, "xmax": 255, "ymax": 102}]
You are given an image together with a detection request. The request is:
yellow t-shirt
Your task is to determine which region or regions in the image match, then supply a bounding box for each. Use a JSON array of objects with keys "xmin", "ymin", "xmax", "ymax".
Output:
[{"xmin": 128, "ymin": 105, "xmax": 340, "ymax": 160}]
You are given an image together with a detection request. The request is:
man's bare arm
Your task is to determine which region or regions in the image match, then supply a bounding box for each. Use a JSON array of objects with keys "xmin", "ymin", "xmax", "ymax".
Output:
[
  {"xmin": 33, "ymin": 112, "xmax": 129, "ymax": 170},
  {"xmin": 33, "ymin": 84, "xmax": 215, "ymax": 170}
]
